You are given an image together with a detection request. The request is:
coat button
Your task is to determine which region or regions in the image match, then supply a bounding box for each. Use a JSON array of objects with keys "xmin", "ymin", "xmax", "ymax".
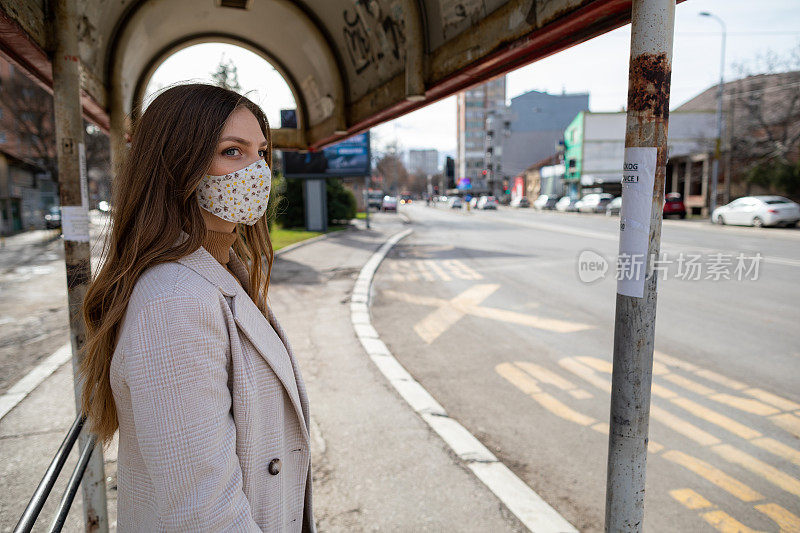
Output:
[{"xmin": 268, "ymin": 458, "xmax": 281, "ymax": 475}]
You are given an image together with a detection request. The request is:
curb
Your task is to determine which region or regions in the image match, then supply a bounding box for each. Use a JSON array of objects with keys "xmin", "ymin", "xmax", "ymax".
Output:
[
  {"xmin": 1, "ymin": 224, "xmax": 356, "ymax": 422},
  {"xmin": 349, "ymin": 227, "xmax": 578, "ymax": 533}
]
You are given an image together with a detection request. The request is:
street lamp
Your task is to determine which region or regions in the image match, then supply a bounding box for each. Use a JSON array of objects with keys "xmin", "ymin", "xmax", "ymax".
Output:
[{"xmin": 699, "ymin": 11, "xmax": 726, "ymax": 220}]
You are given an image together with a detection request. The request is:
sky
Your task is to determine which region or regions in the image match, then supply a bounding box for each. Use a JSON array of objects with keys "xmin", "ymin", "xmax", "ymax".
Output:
[{"xmin": 147, "ymin": 0, "xmax": 800, "ymax": 161}]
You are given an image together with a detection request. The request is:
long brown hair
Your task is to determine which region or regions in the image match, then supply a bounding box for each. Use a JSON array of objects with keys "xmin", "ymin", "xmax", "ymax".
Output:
[{"xmin": 80, "ymin": 83, "xmax": 275, "ymax": 445}]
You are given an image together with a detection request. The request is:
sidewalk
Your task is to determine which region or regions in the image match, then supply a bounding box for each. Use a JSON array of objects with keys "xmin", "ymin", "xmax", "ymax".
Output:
[{"xmin": 1, "ymin": 213, "xmax": 524, "ymax": 532}]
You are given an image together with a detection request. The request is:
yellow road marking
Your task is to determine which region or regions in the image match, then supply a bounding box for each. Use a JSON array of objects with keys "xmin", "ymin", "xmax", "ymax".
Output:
[
  {"xmin": 710, "ymin": 394, "xmax": 780, "ymax": 416},
  {"xmin": 515, "ymin": 361, "xmax": 593, "ymax": 399},
  {"xmin": 385, "ymin": 285, "xmax": 595, "ymax": 344},
  {"xmin": 752, "ymin": 437, "xmax": 800, "ymax": 468},
  {"xmin": 414, "ymin": 260, "xmax": 435, "ymax": 281},
  {"xmin": 670, "ymin": 397, "xmax": 762, "ymax": 440},
  {"xmin": 413, "ymin": 305, "xmax": 468, "ymax": 344},
  {"xmin": 655, "ymin": 350, "xmax": 699, "ymax": 372},
  {"xmin": 701, "ymin": 510, "xmax": 763, "ymax": 533},
  {"xmin": 651, "ymin": 405, "xmax": 721, "ymax": 446},
  {"xmin": 449, "ymin": 259, "xmax": 483, "ymax": 279},
  {"xmin": 558, "ymin": 357, "xmax": 612, "ymax": 393},
  {"xmin": 664, "ymin": 373, "xmax": 716, "ymax": 395},
  {"xmin": 423, "ymin": 260, "xmax": 451, "ymax": 281},
  {"xmin": 468, "ymin": 306, "xmax": 593, "ymax": 333},
  {"xmin": 575, "ymin": 356, "xmax": 612, "ymax": 373},
  {"xmin": 670, "ymin": 488, "xmax": 713, "ymax": 509},
  {"xmin": 652, "ymin": 383, "xmax": 680, "ymax": 399},
  {"xmin": 712, "ymin": 443, "xmax": 800, "ymax": 499},
  {"xmin": 442, "ymin": 259, "xmax": 482, "ymax": 280},
  {"xmin": 388, "ymin": 262, "xmax": 406, "ymax": 282},
  {"xmin": 695, "ymin": 369, "xmax": 749, "ymax": 391},
  {"xmin": 746, "ymin": 388, "xmax": 800, "ymax": 412},
  {"xmin": 771, "ymin": 413, "xmax": 800, "ymax": 439},
  {"xmin": 381, "ymin": 289, "xmax": 450, "ymax": 308},
  {"xmin": 496, "ymin": 363, "xmax": 595, "ymax": 426},
  {"xmin": 663, "ymin": 450, "xmax": 764, "ymax": 502},
  {"xmin": 754, "ymin": 503, "xmax": 800, "ymax": 533}
]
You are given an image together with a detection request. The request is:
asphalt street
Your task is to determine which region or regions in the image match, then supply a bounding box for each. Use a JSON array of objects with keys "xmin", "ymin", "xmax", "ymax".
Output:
[{"xmin": 370, "ymin": 202, "xmax": 800, "ymax": 532}]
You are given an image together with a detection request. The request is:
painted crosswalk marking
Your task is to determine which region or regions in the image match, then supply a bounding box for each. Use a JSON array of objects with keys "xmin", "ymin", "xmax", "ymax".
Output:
[
  {"xmin": 381, "ymin": 285, "xmax": 595, "ymax": 344},
  {"xmin": 494, "ymin": 352, "xmax": 800, "ymax": 531},
  {"xmin": 386, "ymin": 258, "xmax": 484, "ymax": 282}
]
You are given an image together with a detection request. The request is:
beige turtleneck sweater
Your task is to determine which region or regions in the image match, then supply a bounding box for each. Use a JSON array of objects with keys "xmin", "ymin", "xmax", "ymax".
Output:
[{"xmin": 202, "ymin": 228, "xmax": 241, "ymax": 284}]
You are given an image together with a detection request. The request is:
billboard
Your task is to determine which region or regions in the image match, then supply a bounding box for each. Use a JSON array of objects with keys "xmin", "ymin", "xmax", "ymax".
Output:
[{"xmin": 283, "ymin": 132, "xmax": 371, "ymax": 178}]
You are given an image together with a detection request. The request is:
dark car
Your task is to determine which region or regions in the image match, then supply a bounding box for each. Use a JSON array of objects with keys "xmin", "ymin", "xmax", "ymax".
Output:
[
  {"xmin": 663, "ymin": 192, "xmax": 686, "ymax": 218},
  {"xmin": 44, "ymin": 206, "xmax": 61, "ymax": 229}
]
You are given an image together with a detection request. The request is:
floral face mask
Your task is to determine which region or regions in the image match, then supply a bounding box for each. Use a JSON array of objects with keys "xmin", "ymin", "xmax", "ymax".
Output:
[{"xmin": 196, "ymin": 159, "xmax": 271, "ymax": 225}]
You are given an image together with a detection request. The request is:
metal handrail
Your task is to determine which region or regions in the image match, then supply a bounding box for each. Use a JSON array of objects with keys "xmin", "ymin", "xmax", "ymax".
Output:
[
  {"xmin": 49, "ymin": 432, "xmax": 98, "ymax": 532},
  {"xmin": 13, "ymin": 414, "xmax": 92, "ymax": 533}
]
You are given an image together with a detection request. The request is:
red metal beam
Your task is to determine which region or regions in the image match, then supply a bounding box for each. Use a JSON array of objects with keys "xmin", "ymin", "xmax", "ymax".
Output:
[{"xmin": 0, "ymin": 8, "xmax": 110, "ymax": 133}]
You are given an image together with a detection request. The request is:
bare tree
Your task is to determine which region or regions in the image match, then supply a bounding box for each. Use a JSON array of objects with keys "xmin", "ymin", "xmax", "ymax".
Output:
[
  {"xmin": 375, "ymin": 153, "xmax": 408, "ymax": 195},
  {"xmin": 0, "ymin": 68, "xmax": 57, "ymax": 180},
  {"xmin": 729, "ymin": 46, "xmax": 800, "ymax": 196}
]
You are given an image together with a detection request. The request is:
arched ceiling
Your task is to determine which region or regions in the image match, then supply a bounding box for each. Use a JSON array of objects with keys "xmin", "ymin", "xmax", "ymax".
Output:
[{"xmin": 0, "ymin": 0, "xmax": 645, "ymax": 149}]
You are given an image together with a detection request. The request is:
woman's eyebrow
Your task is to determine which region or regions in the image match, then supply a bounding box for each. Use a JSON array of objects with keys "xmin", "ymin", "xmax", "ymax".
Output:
[{"xmin": 219, "ymin": 136, "xmax": 269, "ymax": 146}]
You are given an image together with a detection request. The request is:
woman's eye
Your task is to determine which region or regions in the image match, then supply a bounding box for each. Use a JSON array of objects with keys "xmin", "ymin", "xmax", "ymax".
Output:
[
  {"xmin": 223, "ymin": 147, "xmax": 241, "ymax": 156},
  {"xmin": 258, "ymin": 149, "xmax": 267, "ymax": 158}
]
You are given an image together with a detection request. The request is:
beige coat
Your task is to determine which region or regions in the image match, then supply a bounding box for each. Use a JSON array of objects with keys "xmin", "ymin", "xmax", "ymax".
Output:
[{"xmin": 110, "ymin": 231, "xmax": 315, "ymax": 532}]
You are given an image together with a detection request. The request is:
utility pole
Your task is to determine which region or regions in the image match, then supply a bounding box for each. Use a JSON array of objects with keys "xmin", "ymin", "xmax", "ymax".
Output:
[
  {"xmin": 605, "ymin": 0, "xmax": 674, "ymax": 531},
  {"xmin": 52, "ymin": 0, "xmax": 109, "ymax": 530},
  {"xmin": 699, "ymin": 11, "xmax": 726, "ymax": 219}
]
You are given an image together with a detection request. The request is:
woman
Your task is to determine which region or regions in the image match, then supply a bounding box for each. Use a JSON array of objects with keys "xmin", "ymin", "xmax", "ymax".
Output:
[{"xmin": 79, "ymin": 83, "xmax": 315, "ymax": 532}]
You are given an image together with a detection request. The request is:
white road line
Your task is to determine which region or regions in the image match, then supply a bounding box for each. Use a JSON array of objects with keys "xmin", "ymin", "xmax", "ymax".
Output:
[
  {"xmin": 351, "ymin": 227, "xmax": 578, "ymax": 533},
  {"xmin": 0, "ymin": 342, "xmax": 71, "ymax": 421}
]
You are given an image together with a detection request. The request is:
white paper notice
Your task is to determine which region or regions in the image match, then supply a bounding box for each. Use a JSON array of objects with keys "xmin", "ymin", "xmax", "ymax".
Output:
[
  {"xmin": 617, "ymin": 147, "xmax": 657, "ymax": 298},
  {"xmin": 78, "ymin": 143, "xmax": 89, "ymax": 209},
  {"xmin": 61, "ymin": 206, "xmax": 90, "ymax": 242}
]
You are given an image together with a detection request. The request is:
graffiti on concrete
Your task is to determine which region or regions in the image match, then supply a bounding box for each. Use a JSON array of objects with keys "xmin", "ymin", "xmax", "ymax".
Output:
[
  {"xmin": 440, "ymin": 0, "xmax": 484, "ymax": 39},
  {"xmin": 342, "ymin": 0, "xmax": 406, "ymax": 75}
]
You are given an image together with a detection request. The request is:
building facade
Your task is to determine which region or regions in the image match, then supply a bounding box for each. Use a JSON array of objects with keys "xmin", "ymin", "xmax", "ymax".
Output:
[
  {"xmin": 456, "ymin": 76, "xmax": 506, "ymax": 193},
  {"xmin": 407, "ymin": 148, "xmax": 439, "ymax": 176},
  {"xmin": 503, "ymin": 89, "xmax": 589, "ymax": 181},
  {"xmin": 563, "ymin": 111, "xmax": 717, "ymax": 199}
]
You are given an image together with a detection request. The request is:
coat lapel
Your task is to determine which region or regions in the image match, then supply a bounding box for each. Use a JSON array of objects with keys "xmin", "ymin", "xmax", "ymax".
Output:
[{"xmin": 174, "ymin": 231, "xmax": 309, "ymax": 446}]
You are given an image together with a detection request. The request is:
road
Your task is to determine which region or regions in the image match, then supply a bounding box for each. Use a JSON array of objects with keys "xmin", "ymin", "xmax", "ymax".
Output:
[
  {"xmin": 370, "ymin": 203, "xmax": 800, "ymax": 532},
  {"xmin": 0, "ymin": 214, "xmax": 108, "ymax": 395}
]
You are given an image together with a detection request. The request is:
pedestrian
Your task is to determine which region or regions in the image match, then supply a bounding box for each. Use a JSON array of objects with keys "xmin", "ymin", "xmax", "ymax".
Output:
[{"xmin": 78, "ymin": 83, "xmax": 315, "ymax": 532}]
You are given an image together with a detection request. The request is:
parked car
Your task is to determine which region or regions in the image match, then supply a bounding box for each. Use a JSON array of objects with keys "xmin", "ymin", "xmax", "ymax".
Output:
[
  {"xmin": 663, "ymin": 192, "xmax": 687, "ymax": 218},
  {"xmin": 605, "ymin": 196, "xmax": 622, "ymax": 216},
  {"xmin": 381, "ymin": 195, "xmax": 398, "ymax": 212},
  {"xmin": 712, "ymin": 196, "xmax": 800, "ymax": 227},
  {"xmin": 510, "ymin": 196, "xmax": 531, "ymax": 208},
  {"xmin": 555, "ymin": 196, "xmax": 579, "ymax": 212},
  {"xmin": 477, "ymin": 195, "xmax": 499, "ymax": 210},
  {"xmin": 449, "ymin": 197, "xmax": 463, "ymax": 209},
  {"xmin": 576, "ymin": 193, "xmax": 614, "ymax": 213},
  {"xmin": 44, "ymin": 206, "xmax": 61, "ymax": 229},
  {"xmin": 533, "ymin": 194, "xmax": 558, "ymax": 210},
  {"xmin": 368, "ymin": 191, "xmax": 384, "ymax": 209},
  {"xmin": 469, "ymin": 196, "xmax": 480, "ymax": 209}
]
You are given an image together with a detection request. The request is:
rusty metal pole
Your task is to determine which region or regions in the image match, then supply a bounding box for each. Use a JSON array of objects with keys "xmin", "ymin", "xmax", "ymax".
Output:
[
  {"xmin": 604, "ymin": 0, "xmax": 674, "ymax": 531},
  {"xmin": 52, "ymin": 0, "xmax": 109, "ymax": 530}
]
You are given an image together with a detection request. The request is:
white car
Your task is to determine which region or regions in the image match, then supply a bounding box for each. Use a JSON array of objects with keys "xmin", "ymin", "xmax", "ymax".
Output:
[
  {"xmin": 575, "ymin": 193, "xmax": 615, "ymax": 213},
  {"xmin": 712, "ymin": 196, "xmax": 800, "ymax": 227},
  {"xmin": 477, "ymin": 195, "xmax": 498, "ymax": 209}
]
